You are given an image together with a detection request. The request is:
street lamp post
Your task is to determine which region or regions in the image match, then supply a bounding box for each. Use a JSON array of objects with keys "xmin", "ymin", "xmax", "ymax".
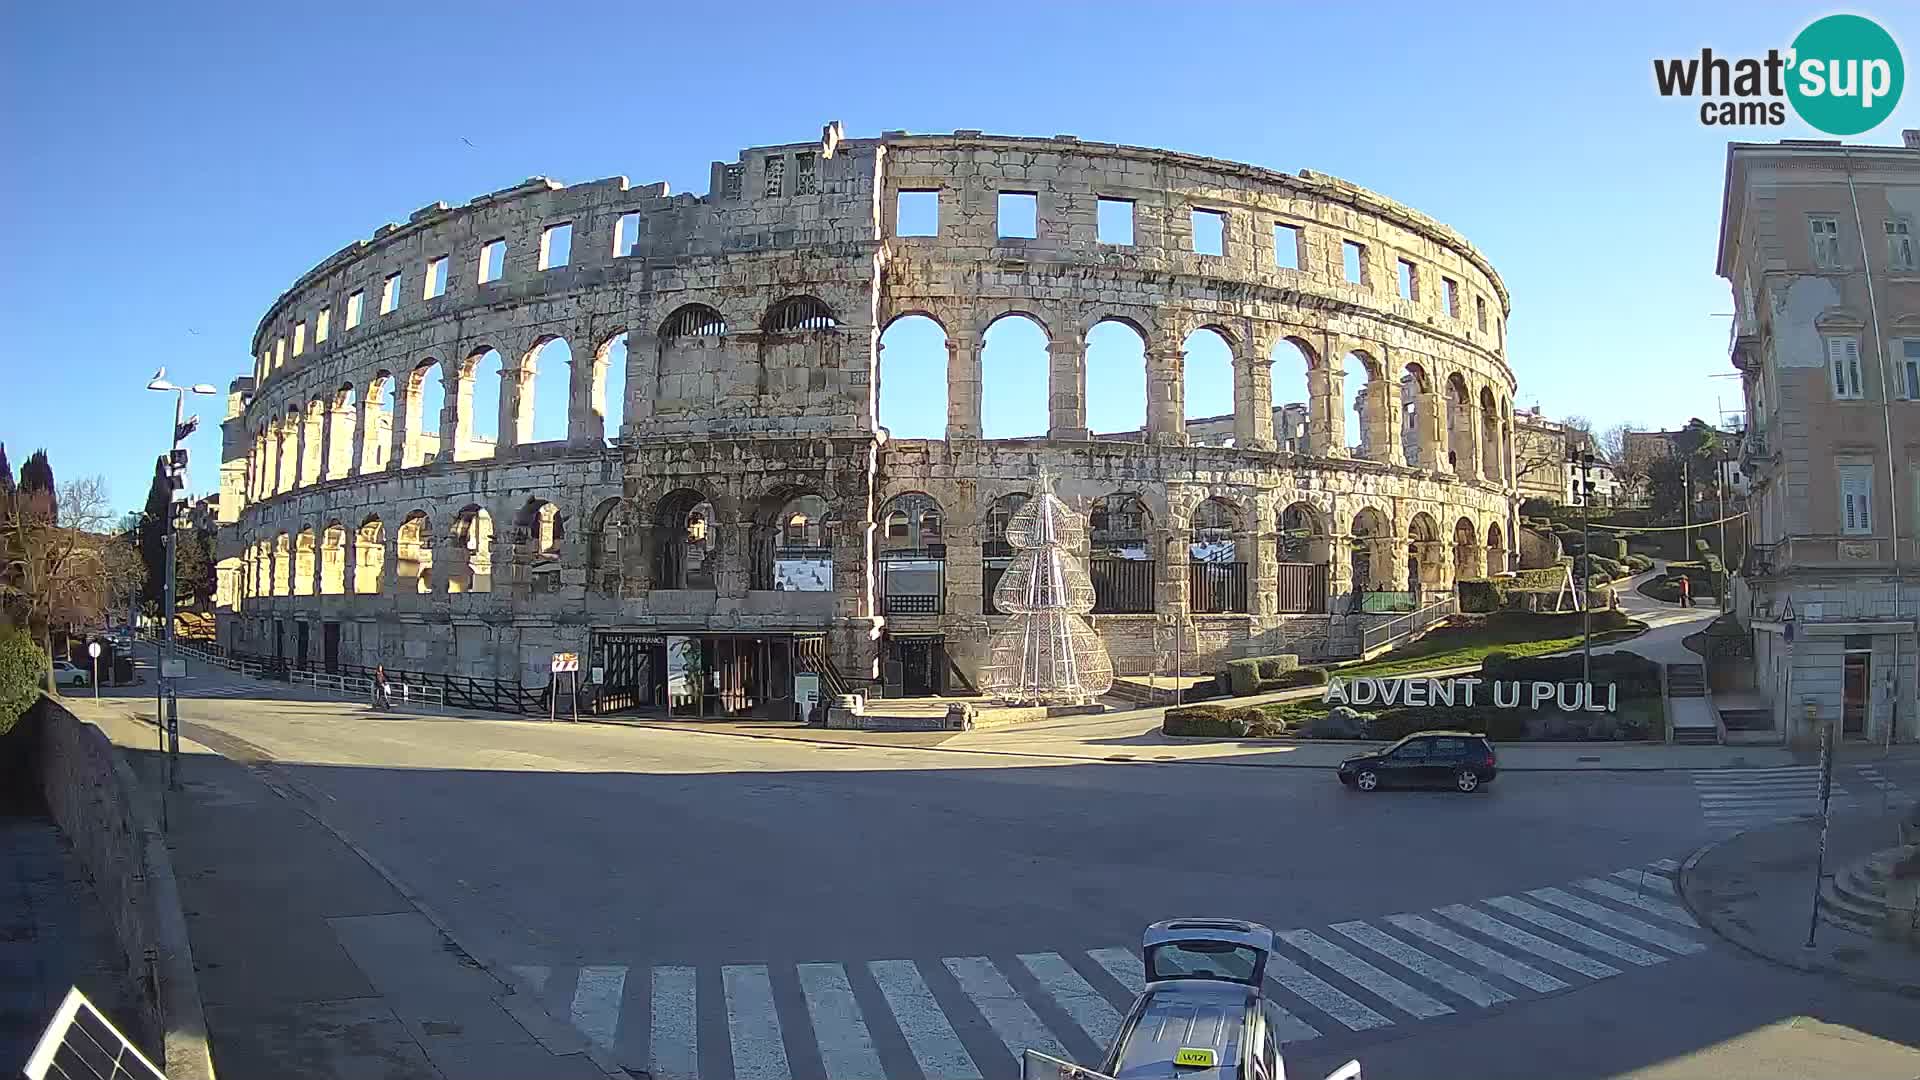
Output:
[
  {"xmin": 1571, "ymin": 450, "xmax": 1597, "ymax": 690},
  {"xmin": 146, "ymin": 369, "xmax": 218, "ymax": 785}
]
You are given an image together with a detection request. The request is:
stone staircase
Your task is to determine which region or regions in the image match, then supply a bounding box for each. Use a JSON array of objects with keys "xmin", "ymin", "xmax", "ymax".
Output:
[
  {"xmin": 1665, "ymin": 663, "xmax": 1719, "ymax": 745},
  {"xmin": 1819, "ymin": 846, "xmax": 1920, "ymax": 943}
]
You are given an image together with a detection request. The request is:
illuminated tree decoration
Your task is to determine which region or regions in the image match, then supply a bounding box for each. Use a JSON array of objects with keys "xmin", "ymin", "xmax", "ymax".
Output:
[{"xmin": 984, "ymin": 471, "xmax": 1114, "ymax": 705}]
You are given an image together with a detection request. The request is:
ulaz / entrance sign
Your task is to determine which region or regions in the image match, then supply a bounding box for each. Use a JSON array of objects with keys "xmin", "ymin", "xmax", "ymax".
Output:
[{"xmin": 1324, "ymin": 677, "xmax": 1619, "ymax": 712}]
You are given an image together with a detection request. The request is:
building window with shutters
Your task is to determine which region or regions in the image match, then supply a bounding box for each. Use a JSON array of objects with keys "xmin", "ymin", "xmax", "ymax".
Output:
[
  {"xmin": 1889, "ymin": 218, "xmax": 1916, "ymax": 271},
  {"xmin": 1840, "ymin": 464, "xmax": 1873, "ymax": 535},
  {"xmin": 1828, "ymin": 335, "xmax": 1864, "ymax": 399},
  {"xmin": 1903, "ymin": 339, "xmax": 1920, "ymax": 400},
  {"xmin": 1810, "ymin": 216, "xmax": 1842, "ymax": 268}
]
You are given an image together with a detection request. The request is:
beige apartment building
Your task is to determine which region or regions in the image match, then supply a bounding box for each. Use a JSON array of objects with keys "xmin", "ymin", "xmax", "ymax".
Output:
[{"xmin": 1723, "ymin": 131, "xmax": 1920, "ymax": 746}]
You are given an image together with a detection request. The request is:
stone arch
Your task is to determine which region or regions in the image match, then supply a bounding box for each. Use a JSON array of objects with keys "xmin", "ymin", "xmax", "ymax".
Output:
[
  {"xmin": 1478, "ymin": 385, "xmax": 1501, "ymax": 480},
  {"xmin": 402, "ymin": 359, "xmax": 446, "ymax": 468},
  {"xmin": 878, "ymin": 314, "xmax": 948, "ymax": 440},
  {"xmin": 523, "ymin": 334, "xmax": 573, "ymax": 445},
  {"xmin": 981, "ymin": 491, "xmax": 1031, "ymax": 615},
  {"xmin": 362, "ymin": 371, "xmax": 394, "ymax": 472},
  {"xmin": 1182, "ymin": 327, "xmax": 1236, "ymax": 439},
  {"xmin": 293, "ymin": 526, "xmax": 317, "ymax": 595},
  {"xmin": 653, "ymin": 487, "xmax": 717, "ymax": 590},
  {"xmin": 587, "ymin": 497, "xmax": 627, "ymax": 596},
  {"xmin": 1089, "ymin": 493, "xmax": 1154, "ymax": 559},
  {"xmin": 327, "ymin": 385, "xmax": 357, "ymax": 480},
  {"xmin": 1343, "ymin": 349, "xmax": 1388, "ymax": 461},
  {"xmin": 1407, "ymin": 511, "xmax": 1446, "ymax": 589},
  {"xmin": 1486, "ymin": 520, "xmax": 1507, "ymax": 576},
  {"xmin": 751, "ymin": 486, "xmax": 834, "ymax": 592},
  {"xmin": 1399, "ymin": 360, "xmax": 1441, "ymax": 468},
  {"xmin": 655, "ymin": 305, "xmax": 728, "ymax": 417},
  {"xmin": 1453, "ymin": 515, "xmax": 1484, "ymax": 581},
  {"xmin": 1275, "ymin": 501, "xmax": 1326, "ymax": 563},
  {"xmin": 981, "ymin": 312, "xmax": 1050, "ymax": 438},
  {"xmin": 1086, "ymin": 318, "xmax": 1149, "ymax": 438},
  {"xmin": 589, "ymin": 330, "xmax": 629, "ymax": 443},
  {"xmin": 1350, "ymin": 506, "xmax": 1392, "ymax": 593},
  {"xmin": 1189, "ymin": 495, "xmax": 1246, "ymax": 556},
  {"xmin": 301, "ymin": 399, "xmax": 326, "ymax": 485},
  {"xmin": 877, "ymin": 491, "xmax": 944, "ymax": 553},
  {"xmin": 397, "ymin": 511, "xmax": 433, "ymax": 594},
  {"xmin": 1499, "ymin": 397, "xmax": 1515, "ymax": 486},
  {"xmin": 450, "ymin": 505, "xmax": 496, "ymax": 593},
  {"xmin": 355, "ymin": 515, "xmax": 385, "ymax": 594},
  {"xmin": 271, "ymin": 531, "xmax": 291, "ymax": 596},
  {"xmin": 1445, "ymin": 372, "xmax": 1476, "ymax": 479},
  {"xmin": 1270, "ymin": 335, "xmax": 1320, "ymax": 454},
  {"xmin": 320, "ymin": 521, "xmax": 348, "ymax": 594},
  {"xmin": 461, "ymin": 346, "xmax": 505, "ymax": 458}
]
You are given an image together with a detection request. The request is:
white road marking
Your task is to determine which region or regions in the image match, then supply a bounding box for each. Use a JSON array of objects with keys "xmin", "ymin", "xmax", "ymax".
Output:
[
  {"xmin": 1327, "ymin": 921, "xmax": 1512, "ymax": 1008},
  {"xmin": 1018, "ymin": 952, "xmax": 1123, "ymax": 1050},
  {"xmin": 570, "ymin": 965, "xmax": 626, "ymax": 1048},
  {"xmin": 868, "ymin": 960, "xmax": 982, "ymax": 1080},
  {"xmin": 1526, "ymin": 888, "xmax": 1705, "ymax": 955},
  {"xmin": 1432, "ymin": 904, "xmax": 1620, "ymax": 980},
  {"xmin": 1648, "ymin": 858, "xmax": 1680, "ymax": 872},
  {"xmin": 1573, "ymin": 878, "xmax": 1698, "ymax": 926},
  {"xmin": 1085, "ymin": 948, "xmax": 1144, "ymax": 995},
  {"xmin": 650, "ymin": 966, "xmax": 698, "ymax": 1080},
  {"xmin": 1482, "ymin": 896, "xmax": 1665, "ymax": 966},
  {"xmin": 511, "ymin": 964, "xmax": 550, "ymax": 995},
  {"xmin": 945, "ymin": 956, "xmax": 1071, "ymax": 1064},
  {"xmin": 798, "ymin": 963, "xmax": 884, "ymax": 1080},
  {"xmin": 722, "ymin": 964, "xmax": 791, "ymax": 1080},
  {"xmin": 1277, "ymin": 929, "xmax": 1453, "ymax": 1020},
  {"xmin": 1261, "ymin": 952, "xmax": 1393, "ymax": 1032},
  {"xmin": 1382, "ymin": 913, "xmax": 1568, "ymax": 994}
]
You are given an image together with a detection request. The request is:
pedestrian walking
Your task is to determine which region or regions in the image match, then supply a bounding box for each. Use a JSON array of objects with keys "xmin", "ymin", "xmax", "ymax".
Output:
[
  {"xmin": 373, "ymin": 664, "xmax": 391, "ymax": 710},
  {"xmin": 1676, "ymin": 573, "xmax": 1693, "ymax": 608}
]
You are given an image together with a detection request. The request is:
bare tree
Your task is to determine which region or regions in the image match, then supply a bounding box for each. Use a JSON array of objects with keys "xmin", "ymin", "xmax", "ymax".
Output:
[
  {"xmin": 1600, "ymin": 423, "xmax": 1635, "ymax": 466},
  {"xmin": 2, "ymin": 474, "xmax": 118, "ymax": 691},
  {"xmin": 1562, "ymin": 415, "xmax": 1595, "ymax": 454}
]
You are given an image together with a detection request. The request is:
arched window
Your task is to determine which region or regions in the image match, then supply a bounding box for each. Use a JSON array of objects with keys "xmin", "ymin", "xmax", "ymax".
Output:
[
  {"xmin": 397, "ymin": 512, "xmax": 433, "ymax": 594},
  {"xmin": 654, "ymin": 489, "xmax": 715, "ymax": 590},
  {"xmin": 661, "ymin": 304, "xmax": 727, "ymax": 340},
  {"xmin": 1090, "ymin": 494, "xmax": 1152, "ymax": 559},
  {"xmin": 355, "ymin": 517, "xmax": 385, "ymax": 594},
  {"xmin": 885, "ymin": 510, "xmax": 909, "ymax": 540},
  {"xmin": 587, "ymin": 498, "xmax": 626, "ymax": 597},
  {"xmin": 320, "ymin": 522, "xmax": 348, "ymax": 594},
  {"xmin": 294, "ymin": 527, "xmax": 317, "ymax": 595},
  {"xmin": 764, "ymin": 296, "xmax": 838, "ymax": 332},
  {"xmin": 765, "ymin": 493, "xmax": 831, "ymax": 592},
  {"xmin": 451, "ymin": 506, "xmax": 495, "ymax": 593}
]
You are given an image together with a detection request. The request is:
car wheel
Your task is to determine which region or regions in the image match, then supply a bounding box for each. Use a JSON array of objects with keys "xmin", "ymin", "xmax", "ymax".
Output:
[
  {"xmin": 1356, "ymin": 770, "xmax": 1380, "ymax": 792},
  {"xmin": 1455, "ymin": 768, "xmax": 1481, "ymax": 793}
]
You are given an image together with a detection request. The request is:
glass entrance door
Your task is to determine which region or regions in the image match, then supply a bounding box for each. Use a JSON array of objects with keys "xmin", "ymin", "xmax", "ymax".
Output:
[{"xmin": 1842, "ymin": 651, "xmax": 1870, "ymax": 736}]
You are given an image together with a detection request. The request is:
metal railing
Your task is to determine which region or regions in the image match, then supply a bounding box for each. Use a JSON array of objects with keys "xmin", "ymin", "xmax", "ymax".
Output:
[
  {"xmin": 1359, "ymin": 594, "xmax": 1458, "ymax": 654},
  {"xmin": 1091, "ymin": 558, "xmax": 1156, "ymax": 614},
  {"xmin": 1187, "ymin": 560, "xmax": 1248, "ymax": 614},
  {"xmin": 1275, "ymin": 562, "xmax": 1328, "ymax": 613}
]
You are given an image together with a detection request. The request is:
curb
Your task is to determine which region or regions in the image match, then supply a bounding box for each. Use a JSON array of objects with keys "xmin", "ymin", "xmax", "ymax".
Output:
[{"xmin": 1676, "ymin": 820, "xmax": 1920, "ymax": 997}]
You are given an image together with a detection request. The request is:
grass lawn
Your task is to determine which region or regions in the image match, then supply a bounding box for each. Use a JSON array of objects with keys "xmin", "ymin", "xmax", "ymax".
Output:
[{"xmin": 1333, "ymin": 610, "xmax": 1645, "ymax": 680}]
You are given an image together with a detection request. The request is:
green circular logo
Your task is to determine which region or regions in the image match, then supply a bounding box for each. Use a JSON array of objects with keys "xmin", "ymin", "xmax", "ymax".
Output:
[{"xmin": 1787, "ymin": 14, "xmax": 1904, "ymax": 135}]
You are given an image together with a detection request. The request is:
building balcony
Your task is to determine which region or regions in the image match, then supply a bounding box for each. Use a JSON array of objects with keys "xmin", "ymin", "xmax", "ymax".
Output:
[{"xmin": 1744, "ymin": 535, "xmax": 1917, "ymax": 576}]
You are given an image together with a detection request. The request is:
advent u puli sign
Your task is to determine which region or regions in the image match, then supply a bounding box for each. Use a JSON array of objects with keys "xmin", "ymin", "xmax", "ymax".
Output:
[{"xmin": 1322, "ymin": 677, "xmax": 1619, "ymax": 713}]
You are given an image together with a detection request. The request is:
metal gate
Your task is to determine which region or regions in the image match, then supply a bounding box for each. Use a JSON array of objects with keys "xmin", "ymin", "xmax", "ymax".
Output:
[{"xmin": 592, "ymin": 632, "xmax": 662, "ymax": 713}]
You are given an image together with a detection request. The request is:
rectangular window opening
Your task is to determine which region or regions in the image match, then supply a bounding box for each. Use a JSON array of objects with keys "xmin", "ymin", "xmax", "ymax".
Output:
[
  {"xmin": 1840, "ymin": 464, "xmax": 1874, "ymax": 534},
  {"xmin": 1829, "ymin": 336, "xmax": 1864, "ymax": 399},
  {"xmin": 998, "ymin": 192, "xmax": 1038, "ymax": 239},
  {"xmin": 795, "ymin": 152, "xmax": 817, "ymax": 196},
  {"xmin": 613, "ymin": 212, "xmax": 641, "ymax": 257},
  {"xmin": 764, "ymin": 157, "xmax": 786, "ymax": 198},
  {"xmin": 1273, "ymin": 223, "xmax": 1301, "ymax": 269},
  {"xmin": 1396, "ymin": 258, "xmax": 1417, "ymax": 301},
  {"xmin": 1342, "ymin": 240, "xmax": 1366, "ymax": 284},
  {"xmin": 1098, "ymin": 198, "xmax": 1135, "ymax": 245},
  {"xmin": 1889, "ymin": 218, "xmax": 1916, "ymax": 271},
  {"xmin": 345, "ymin": 291, "xmax": 364, "ymax": 329},
  {"xmin": 274, "ymin": 337, "xmax": 285, "ymax": 368},
  {"xmin": 1191, "ymin": 209, "xmax": 1225, "ymax": 256},
  {"xmin": 1810, "ymin": 215, "xmax": 1842, "ymax": 269},
  {"xmin": 315, "ymin": 307, "xmax": 330, "ymax": 343},
  {"xmin": 1442, "ymin": 277, "xmax": 1459, "ymax": 317},
  {"xmin": 424, "ymin": 255, "xmax": 448, "ymax": 299},
  {"xmin": 1905, "ymin": 340, "xmax": 1920, "ymax": 399},
  {"xmin": 292, "ymin": 321, "xmax": 306, "ymax": 356},
  {"xmin": 479, "ymin": 239, "xmax": 506, "ymax": 283},
  {"xmin": 380, "ymin": 272, "xmax": 401, "ymax": 315},
  {"xmin": 896, "ymin": 190, "xmax": 939, "ymax": 237},
  {"xmin": 1475, "ymin": 295, "xmax": 1488, "ymax": 331},
  {"xmin": 539, "ymin": 224, "xmax": 571, "ymax": 270}
]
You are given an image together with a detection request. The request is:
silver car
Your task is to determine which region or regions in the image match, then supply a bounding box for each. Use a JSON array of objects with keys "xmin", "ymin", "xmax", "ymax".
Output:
[{"xmin": 1024, "ymin": 919, "xmax": 1359, "ymax": 1080}]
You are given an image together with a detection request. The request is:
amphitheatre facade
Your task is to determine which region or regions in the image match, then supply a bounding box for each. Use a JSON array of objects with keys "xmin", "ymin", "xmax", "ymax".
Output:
[{"xmin": 212, "ymin": 124, "xmax": 1520, "ymax": 716}]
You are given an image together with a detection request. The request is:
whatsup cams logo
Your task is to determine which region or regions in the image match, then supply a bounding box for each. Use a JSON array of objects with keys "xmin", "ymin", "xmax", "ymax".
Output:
[{"xmin": 1653, "ymin": 13, "xmax": 1904, "ymax": 134}]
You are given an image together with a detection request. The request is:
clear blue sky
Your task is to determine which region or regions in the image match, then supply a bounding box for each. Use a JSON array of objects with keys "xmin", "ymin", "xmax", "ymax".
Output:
[{"xmin": 3, "ymin": 2, "xmax": 1912, "ymax": 514}]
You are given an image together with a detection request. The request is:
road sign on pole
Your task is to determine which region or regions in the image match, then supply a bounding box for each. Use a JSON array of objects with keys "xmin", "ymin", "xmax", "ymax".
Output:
[{"xmin": 1806, "ymin": 714, "xmax": 1836, "ymax": 948}]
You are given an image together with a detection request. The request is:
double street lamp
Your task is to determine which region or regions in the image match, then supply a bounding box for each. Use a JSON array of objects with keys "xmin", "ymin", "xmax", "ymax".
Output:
[
  {"xmin": 1569, "ymin": 449, "xmax": 1598, "ymax": 690},
  {"xmin": 146, "ymin": 369, "xmax": 217, "ymax": 773}
]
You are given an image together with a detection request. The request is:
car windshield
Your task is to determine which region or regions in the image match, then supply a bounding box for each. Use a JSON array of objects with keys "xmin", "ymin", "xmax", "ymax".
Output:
[{"xmin": 1145, "ymin": 940, "xmax": 1264, "ymax": 984}]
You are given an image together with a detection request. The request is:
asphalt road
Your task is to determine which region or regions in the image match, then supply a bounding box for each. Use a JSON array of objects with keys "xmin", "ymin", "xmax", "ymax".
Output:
[{"xmin": 102, "ymin": 653, "xmax": 1920, "ymax": 1079}]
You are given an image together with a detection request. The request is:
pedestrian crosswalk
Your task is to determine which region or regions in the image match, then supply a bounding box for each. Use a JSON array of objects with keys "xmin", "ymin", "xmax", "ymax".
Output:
[
  {"xmin": 507, "ymin": 859, "xmax": 1701, "ymax": 1079},
  {"xmin": 1691, "ymin": 764, "xmax": 1912, "ymax": 834}
]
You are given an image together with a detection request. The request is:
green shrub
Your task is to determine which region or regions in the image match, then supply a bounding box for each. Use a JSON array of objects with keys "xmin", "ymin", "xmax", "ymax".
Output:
[
  {"xmin": 1222, "ymin": 658, "xmax": 1261, "ymax": 696},
  {"xmin": 1694, "ymin": 538, "xmax": 1711, "ymax": 557},
  {"xmin": 1457, "ymin": 578, "xmax": 1507, "ymax": 613},
  {"xmin": 1256, "ymin": 655, "xmax": 1299, "ymax": 680},
  {"xmin": 1481, "ymin": 650, "xmax": 1663, "ymax": 698},
  {"xmin": 1519, "ymin": 498, "xmax": 1556, "ymax": 518},
  {"xmin": 1612, "ymin": 539, "xmax": 1628, "ymax": 561},
  {"xmin": 1221, "ymin": 654, "xmax": 1304, "ymax": 695},
  {"xmin": 0, "ymin": 629, "xmax": 44, "ymax": 737},
  {"xmin": 1278, "ymin": 665, "xmax": 1328, "ymax": 688},
  {"xmin": 1163, "ymin": 705, "xmax": 1250, "ymax": 738}
]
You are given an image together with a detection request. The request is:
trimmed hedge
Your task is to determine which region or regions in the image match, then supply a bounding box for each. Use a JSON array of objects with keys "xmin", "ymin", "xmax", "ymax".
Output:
[
  {"xmin": 1221, "ymin": 654, "xmax": 1301, "ymax": 695},
  {"xmin": 1457, "ymin": 578, "xmax": 1507, "ymax": 613},
  {"xmin": 1163, "ymin": 705, "xmax": 1290, "ymax": 738},
  {"xmin": 0, "ymin": 629, "xmax": 43, "ymax": 737},
  {"xmin": 1481, "ymin": 649, "xmax": 1663, "ymax": 698},
  {"xmin": 1612, "ymin": 539, "xmax": 1628, "ymax": 561},
  {"xmin": 1664, "ymin": 560, "xmax": 1726, "ymax": 596},
  {"xmin": 1278, "ymin": 665, "xmax": 1329, "ymax": 688}
]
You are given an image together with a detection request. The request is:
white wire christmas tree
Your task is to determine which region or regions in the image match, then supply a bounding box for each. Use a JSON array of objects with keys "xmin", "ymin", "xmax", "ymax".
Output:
[{"xmin": 984, "ymin": 470, "xmax": 1115, "ymax": 706}]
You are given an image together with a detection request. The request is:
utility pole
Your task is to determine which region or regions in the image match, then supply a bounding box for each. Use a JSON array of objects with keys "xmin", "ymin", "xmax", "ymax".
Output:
[
  {"xmin": 1572, "ymin": 449, "xmax": 1596, "ymax": 690},
  {"xmin": 1683, "ymin": 457, "xmax": 1693, "ymax": 554},
  {"xmin": 147, "ymin": 370, "xmax": 217, "ymax": 795}
]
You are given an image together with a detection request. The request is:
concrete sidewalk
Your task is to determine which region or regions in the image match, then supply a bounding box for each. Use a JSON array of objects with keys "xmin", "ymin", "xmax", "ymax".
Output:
[
  {"xmin": 68, "ymin": 700, "xmax": 614, "ymax": 1080},
  {"xmin": 1680, "ymin": 810, "xmax": 1920, "ymax": 994}
]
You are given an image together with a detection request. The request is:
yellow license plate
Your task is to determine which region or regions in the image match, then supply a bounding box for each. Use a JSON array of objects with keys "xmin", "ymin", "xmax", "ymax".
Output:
[{"xmin": 1174, "ymin": 1047, "xmax": 1217, "ymax": 1068}]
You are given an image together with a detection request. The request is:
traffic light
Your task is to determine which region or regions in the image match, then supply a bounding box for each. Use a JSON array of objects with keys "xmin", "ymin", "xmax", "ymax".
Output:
[{"xmin": 166, "ymin": 448, "xmax": 189, "ymax": 491}]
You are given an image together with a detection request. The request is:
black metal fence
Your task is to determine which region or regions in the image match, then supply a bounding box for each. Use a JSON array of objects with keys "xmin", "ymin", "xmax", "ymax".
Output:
[
  {"xmin": 1188, "ymin": 561, "xmax": 1248, "ymax": 614},
  {"xmin": 1091, "ymin": 558, "xmax": 1156, "ymax": 614},
  {"xmin": 1275, "ymin": 562, "xmax": 1328, "ymax": 613},
  {"xmin": 222, "ymin": 647, "xmax": 548, "ymax": 715}
]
